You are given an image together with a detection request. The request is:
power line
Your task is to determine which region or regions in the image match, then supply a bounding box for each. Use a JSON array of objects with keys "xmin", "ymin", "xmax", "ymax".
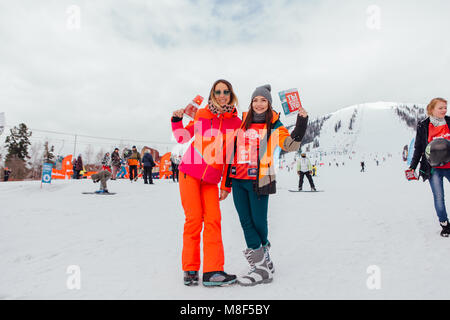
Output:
[{"xmin": 3, "ymin": 125, "xmax": 176, "ymax": 145}]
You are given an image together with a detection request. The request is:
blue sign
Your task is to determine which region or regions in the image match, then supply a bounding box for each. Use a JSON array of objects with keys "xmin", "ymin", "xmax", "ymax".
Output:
[{"xmin": 42, "ymin": 163, "xmax": 53, "ymax": 184}]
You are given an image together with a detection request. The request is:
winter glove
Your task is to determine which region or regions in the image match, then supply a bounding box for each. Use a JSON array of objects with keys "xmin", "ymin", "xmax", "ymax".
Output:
[{"xmin": 290, "ymin": 115, "xmax": 308, "ymax": 142}]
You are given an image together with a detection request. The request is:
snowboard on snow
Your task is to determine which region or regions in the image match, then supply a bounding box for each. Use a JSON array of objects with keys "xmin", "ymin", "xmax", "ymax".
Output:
[
  {"xmin": 82, "ymin": 192, "xmax": 116, "ymax": 195},
  {"xmin": 289, "ymin": 190, "xmax": 324, "ymax": 192}
]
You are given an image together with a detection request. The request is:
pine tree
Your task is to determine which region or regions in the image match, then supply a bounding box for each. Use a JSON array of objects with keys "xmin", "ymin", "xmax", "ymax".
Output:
[
  {"xmin": 4, "ymin": 123, "xmax": 32, "ymax": 163},
  {"xmin": 43, "ymin": 141, "xmax": 55, "ymax": 164}
]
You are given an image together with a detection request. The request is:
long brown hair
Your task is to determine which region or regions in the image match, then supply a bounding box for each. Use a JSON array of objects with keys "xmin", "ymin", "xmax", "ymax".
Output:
[
  {"xmin": 242, "ymin": 100, "xmax": 274, "ymax": 131},
  {"xmin": 208, "ymin": 79, "xmax": 239, "ymax": 109}
]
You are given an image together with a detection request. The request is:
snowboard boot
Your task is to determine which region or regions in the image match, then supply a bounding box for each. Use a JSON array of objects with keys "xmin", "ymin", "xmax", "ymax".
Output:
[
  {"xmin": 298, "ymin": 187, "xmax": 302, "ymax": 191},
  {"xmin": 202, "ymin": 271, "xmax": 237, "ymax": 287},
  {"xmin": 183, "ymin": 271, "xmax": 199, "ymax": 286},
  {"xmin": 311, "ymin": 186, "xmax": 317, "ymax": 191},
  {"xmin": 237, "ymin": 246, "xmax": 273, "ymax": 286},
  {"xmin": 440, "ymin": 221, "xmax": 450, "ymax": 237},
  {"xmin": 263, "ymin": 242, "xmax": 275, "ymax": 274}
]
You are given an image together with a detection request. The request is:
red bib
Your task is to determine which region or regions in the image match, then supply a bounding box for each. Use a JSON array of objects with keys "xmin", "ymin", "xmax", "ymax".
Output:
[{"xmin": 230, "ymin": 123, "xmax": 265, "ymax": 180}]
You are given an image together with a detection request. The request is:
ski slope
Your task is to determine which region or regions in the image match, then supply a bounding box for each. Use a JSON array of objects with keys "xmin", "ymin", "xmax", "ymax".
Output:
[
  {"xmin": 1, "ymin": 157, "xmax": 449, "ymax": 300},
  {"xmin": 286, "ymin": 102, "xmax": 419, "ymax": 156}
]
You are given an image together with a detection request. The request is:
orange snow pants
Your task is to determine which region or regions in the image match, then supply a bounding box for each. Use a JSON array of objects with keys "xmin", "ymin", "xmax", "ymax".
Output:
[{"xmin": 179, "ymin": 173, "xmax": 224, "ymax": 273}]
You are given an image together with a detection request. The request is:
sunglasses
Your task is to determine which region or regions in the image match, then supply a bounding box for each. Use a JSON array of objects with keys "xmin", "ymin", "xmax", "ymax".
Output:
[{"xmin": 214, "ymin": 90, "xmax": 231, "ymax": 96}]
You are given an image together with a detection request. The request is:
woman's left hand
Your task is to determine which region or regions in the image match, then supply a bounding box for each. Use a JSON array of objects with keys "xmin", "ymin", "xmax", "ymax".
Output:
[{"xmin": 219, "ymin": 190, "xmax": 229, "ymax": 201}]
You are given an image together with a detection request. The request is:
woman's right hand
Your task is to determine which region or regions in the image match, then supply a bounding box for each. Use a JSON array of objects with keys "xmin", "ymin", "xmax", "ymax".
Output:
[{"xmin": 173, "ymin": 109, "xmax": 185, "ymax": 118}]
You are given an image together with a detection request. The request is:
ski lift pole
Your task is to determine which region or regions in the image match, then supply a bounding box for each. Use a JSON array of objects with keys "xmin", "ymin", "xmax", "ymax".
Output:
[{"xmin": 73, "ymin": 134, "xmax": 77, "ymax": 158}]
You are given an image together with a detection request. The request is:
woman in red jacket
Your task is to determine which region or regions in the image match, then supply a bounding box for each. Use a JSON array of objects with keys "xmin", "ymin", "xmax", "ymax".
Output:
[{"xmin": 171, "ymin": 79, "xmax": 242, "ymax": 286}]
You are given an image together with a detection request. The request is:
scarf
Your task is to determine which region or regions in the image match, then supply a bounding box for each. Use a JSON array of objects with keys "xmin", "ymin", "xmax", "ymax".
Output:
[
  {"xmin": 252, "ymin": 111, "xmax": 267, "ymax": 123},
  {"xmin": 208, "ymin": 100, "xmax": 235, "ymax": 115},
  {"xmin": 430, "ymin": 116, "xmax": 446, "ymax": 127}
]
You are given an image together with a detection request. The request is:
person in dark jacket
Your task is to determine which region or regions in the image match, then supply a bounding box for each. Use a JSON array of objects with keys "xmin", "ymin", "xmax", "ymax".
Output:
[
  {"xmin": 3, "ymin": 167, "xmax": 11, "ymax": 181},
  {"xmin": 142, "ymin": 150, "xmax": 156, "ymax": 184},
  {"xmin": 170, "ymin": 153, "xmax": 180, "ymax": 183},
  {"xmin": 75, "ymin": 154, "xmax": 83, "ymax": 179},
  {"xmin": 409, "ymin": 97, "xmax": 450, "ymax": 237},
  {"xmin": 110, "ymin": 148, "xmax": 121, "ymax": 180}
]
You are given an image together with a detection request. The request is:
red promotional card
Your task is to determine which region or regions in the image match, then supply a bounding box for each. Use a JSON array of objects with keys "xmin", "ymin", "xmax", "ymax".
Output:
[
  {"xmin": 405, "ymin": 170, "xmax": 418, "ymax": 181},
  {"xmin": 279, "ymin": 88, "xmax": 303, "ymax": 117},
  {"xmin": 184, "ymin": 95, "xmax": 204, "ymax": 119}
]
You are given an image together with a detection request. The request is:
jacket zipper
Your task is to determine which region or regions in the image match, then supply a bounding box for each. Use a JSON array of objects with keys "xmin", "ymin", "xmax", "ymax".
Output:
[{"xmin": 201, "ymin": 117, "xmax": 223, "ymax": 182}]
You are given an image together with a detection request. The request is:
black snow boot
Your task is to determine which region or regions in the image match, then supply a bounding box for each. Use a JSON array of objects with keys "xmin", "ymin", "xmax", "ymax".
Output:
[
  {"xmin": 440, "ymin": 221, "xmax": 450, "ymax": 237},
  {"xmin": 202, "ymin": 271, "xmax": 237, "ymax": 287},
  {"xmin": 183, "ymin": 271, "xmax": 199, "ymax": 286}
]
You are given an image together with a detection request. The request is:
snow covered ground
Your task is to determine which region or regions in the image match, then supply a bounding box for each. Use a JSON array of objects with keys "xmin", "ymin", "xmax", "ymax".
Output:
[{"xmin": 1, "ymin": 157, "xmax": 449, "ymax": 300}]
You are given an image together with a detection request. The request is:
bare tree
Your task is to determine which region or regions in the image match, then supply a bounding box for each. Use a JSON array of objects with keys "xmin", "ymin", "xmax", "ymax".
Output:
[{"xmin": 84, "ymin": 145, "xmax": 93, "ymax": 165}]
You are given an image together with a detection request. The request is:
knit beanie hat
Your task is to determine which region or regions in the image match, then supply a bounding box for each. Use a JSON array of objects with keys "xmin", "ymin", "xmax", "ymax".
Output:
[{"xmin": 251, "ymin": 84, "xmax": 272, "ymax": 105}]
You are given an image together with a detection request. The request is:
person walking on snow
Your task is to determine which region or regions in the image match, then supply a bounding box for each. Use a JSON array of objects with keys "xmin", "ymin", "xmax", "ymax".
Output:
[
  {"xmin": 360, "ymin": 161, "xmax": 365, "ymax": 172},
  {"xmin": 297, "ymin": 153, "xmax": 316, "ymax": 191},
  {"xmin": 408, "ymin": 97, "xmax": 450, "ymax": 237},
  {"xmin": 142, "ymin": 150, "xmax": 156, "ymax": 184},
  {"xmin": 171, "ymin": 79, "xmax": 242, "ymax": 287},
  {"xmin": 127, "ymin": 146, "xmax": 141, "ymax": 182},
  {"xmin": 223, "ymin": 84, "xmax": 308, "ymax": 286},
  {"xmin": 110, "ymin": 148, "xmax": 121, "ymax": 180}
]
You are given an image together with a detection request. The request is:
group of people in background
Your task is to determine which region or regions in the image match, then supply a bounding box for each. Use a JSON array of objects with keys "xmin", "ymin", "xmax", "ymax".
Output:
[{"xmin": 72, "ymin": 146, "xmax": 160, "ymax": 184}]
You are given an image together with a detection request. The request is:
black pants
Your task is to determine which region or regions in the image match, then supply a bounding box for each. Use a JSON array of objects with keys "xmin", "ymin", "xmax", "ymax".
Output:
[
  {"xmin": 75, "ymin": 170, "xmax": 81, "ymax": 179},
  {"xmin": 143, "ymin": 166, "xmax": 153, "ymax": 184},
  {"xmin": 172, "ymin": 165, "xmax": 179, "ymax": 182},
  {"xmin": 129, "ymin": 165, "xmax": 138, "ymax": 181},
  {"xmin": 299, "ymin": 171, "xmax": 315, "ymax": 189}
]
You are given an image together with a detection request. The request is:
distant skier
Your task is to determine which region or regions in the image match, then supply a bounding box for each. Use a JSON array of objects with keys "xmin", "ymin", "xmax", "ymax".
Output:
[
  {"xmin": 408, "ymin": 97, "xmax": 450, "ymax": 237},
  {"xmin": 91, "ymin": 170, "xmax": 112, "ymax": 193},
  {"xmin": 360, "ymin": 161, "xmax": 365, "ymax": 172},
  {"xmin": 142, "ymin": 150, "xmax": 156, "ymax": 184},
  {"xmin": 3, "ymin": 167, "xmax": 11, "ymax": 181},
  {"xmin": 297, "ymin": 153, "xmax": 316, "ymax": 191}
]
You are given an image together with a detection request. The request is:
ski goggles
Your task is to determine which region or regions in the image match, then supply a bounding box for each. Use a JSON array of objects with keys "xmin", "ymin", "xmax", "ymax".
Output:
[{"xmin": 214, "ymin": 90, "xmax": 231, "ymax": 96}]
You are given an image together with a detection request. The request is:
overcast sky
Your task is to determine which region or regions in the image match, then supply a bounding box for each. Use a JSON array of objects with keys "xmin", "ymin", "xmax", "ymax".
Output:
[{"xmin": 1, "ymin": 0, "xmax": 449, "ymax": 152}]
